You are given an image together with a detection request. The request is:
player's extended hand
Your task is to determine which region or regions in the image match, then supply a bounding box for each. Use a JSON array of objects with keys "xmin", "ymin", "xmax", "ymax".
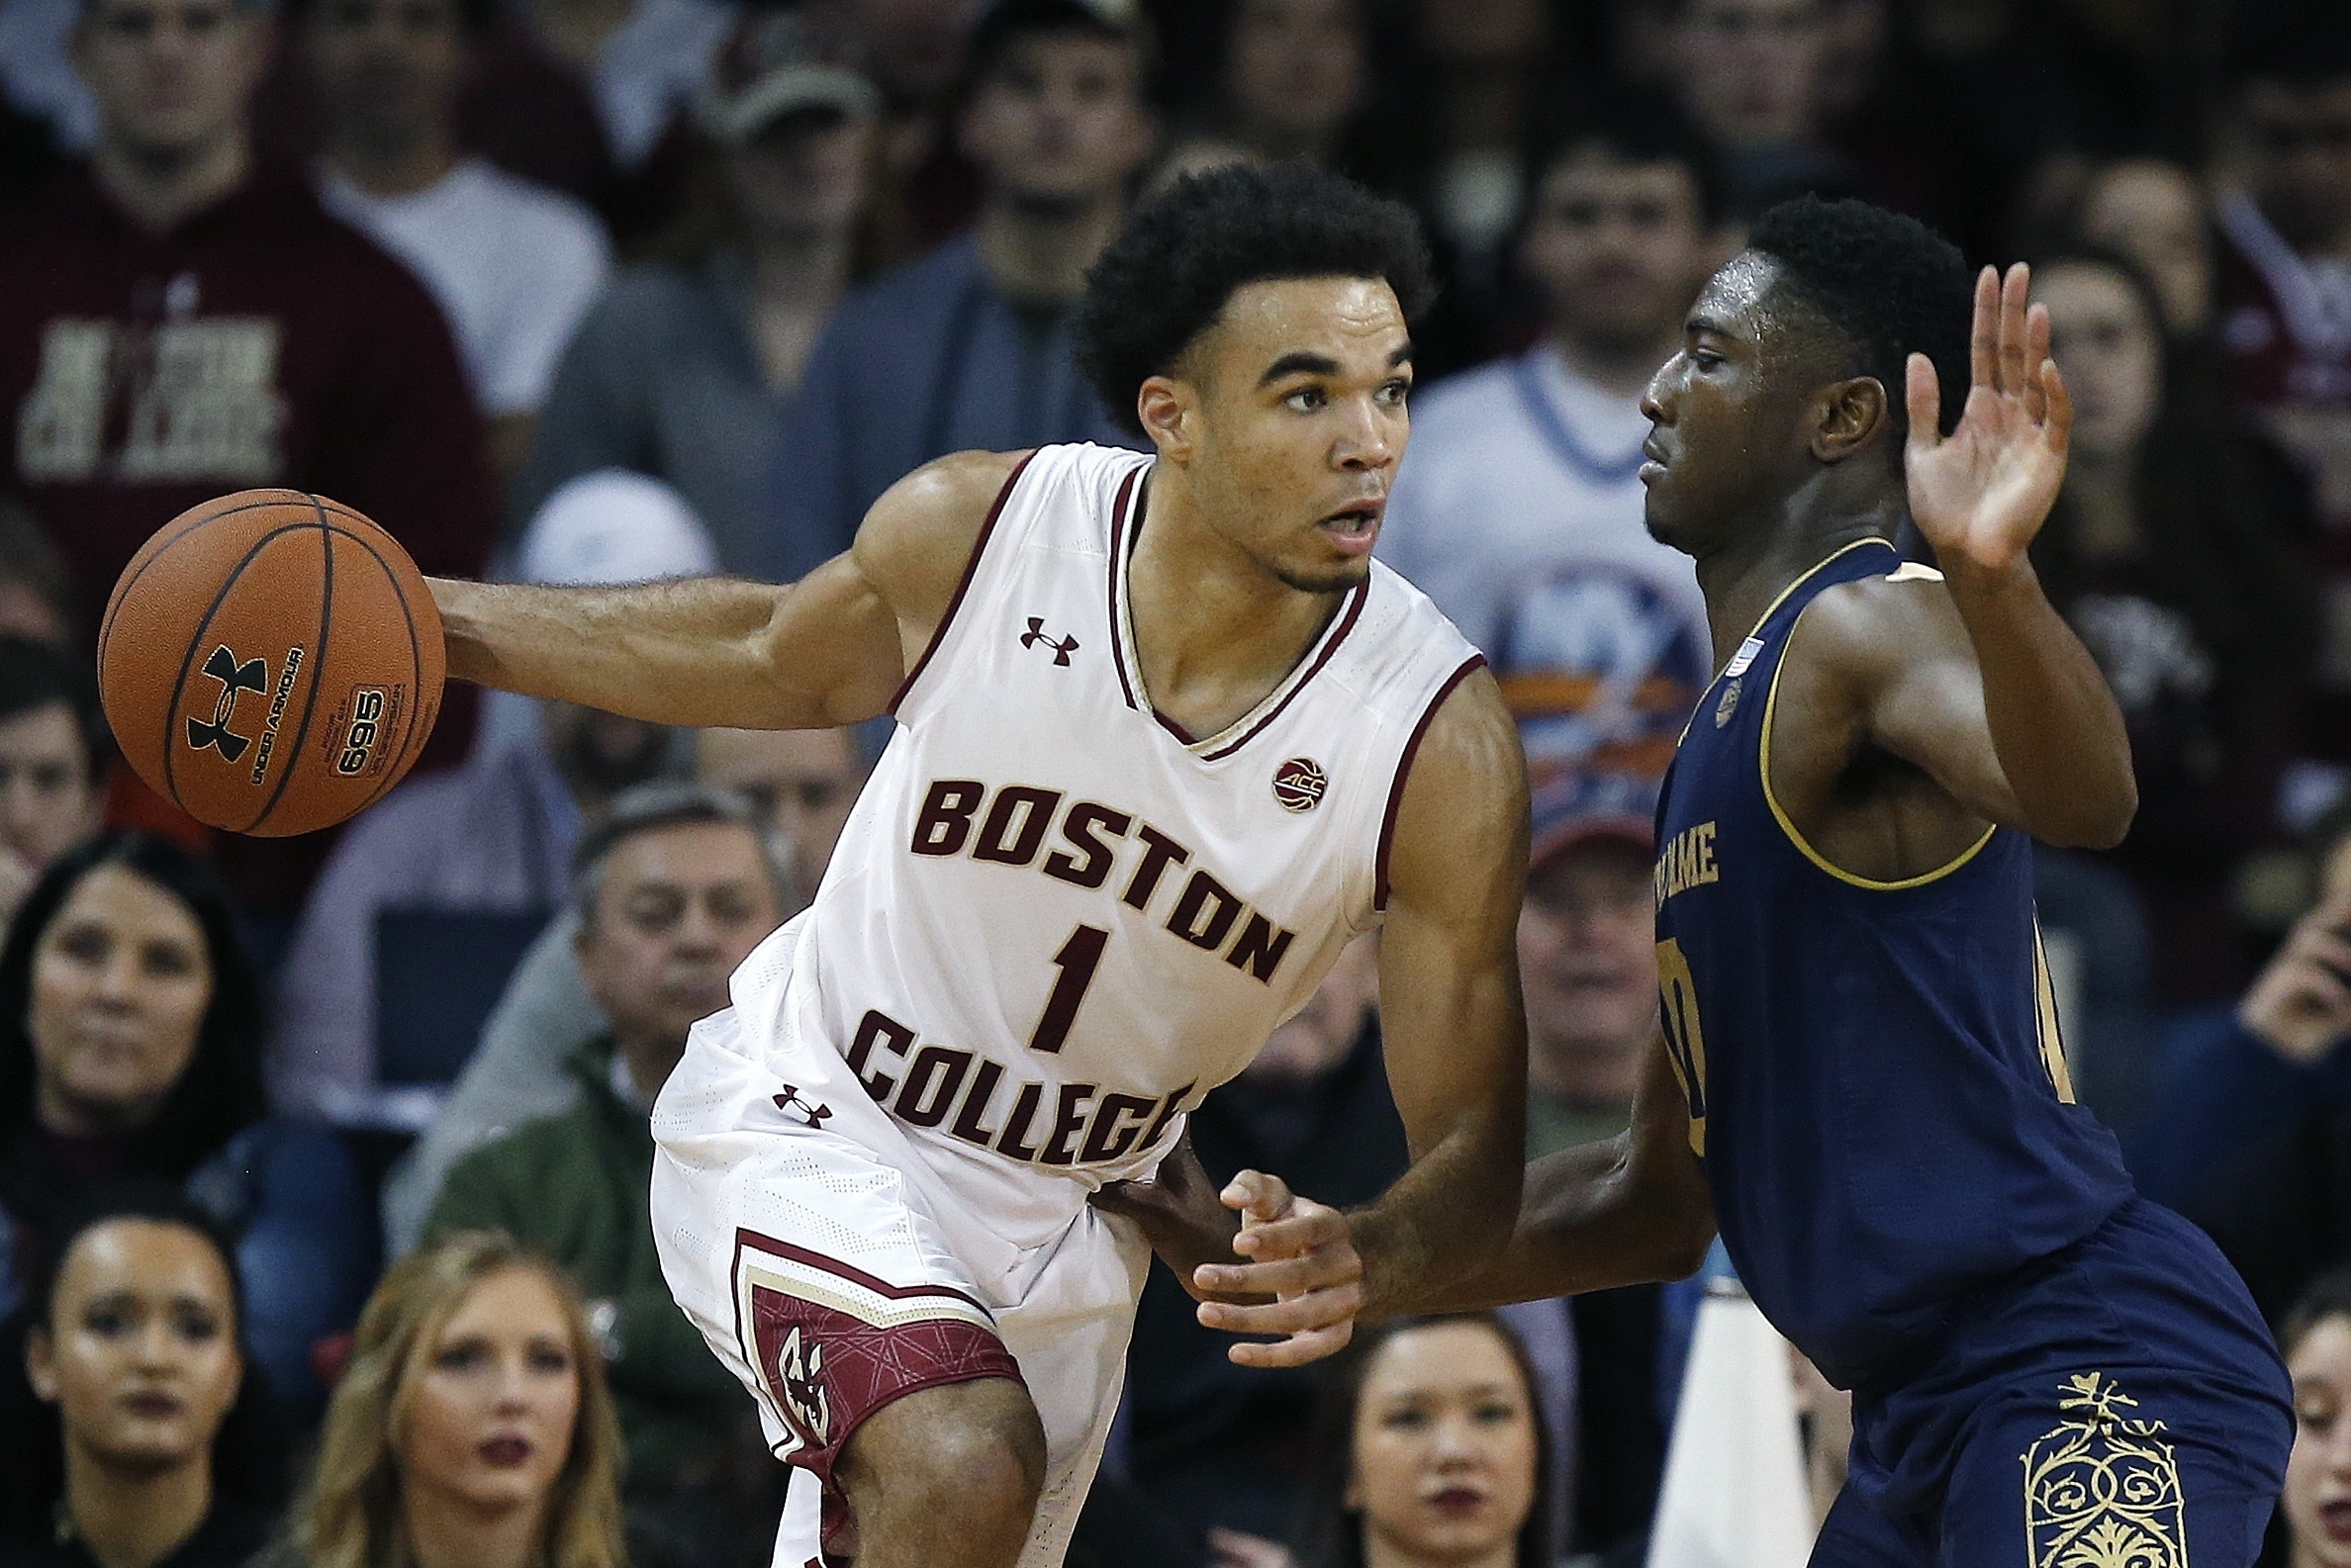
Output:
[
  {"xmin": 1904, "ymin": 263, "xmax": 2072, "ymax": 577},
  {"xmin": 1190, "ymin": 1169, "xmax": 1364, "ymax": 1368}
]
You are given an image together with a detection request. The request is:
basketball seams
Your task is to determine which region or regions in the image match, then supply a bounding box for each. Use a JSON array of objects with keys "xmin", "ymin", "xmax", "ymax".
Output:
[
  {"xmin": 154, "ymin": 522, "xmax": 322, "ymax": 811},
  {"xmin": 100, "ymin": 493, "xmax": 316, "ymax": 684},
  {"xmin": 242, "ymin": 497, "xmax": 337, "ymax": 833}
]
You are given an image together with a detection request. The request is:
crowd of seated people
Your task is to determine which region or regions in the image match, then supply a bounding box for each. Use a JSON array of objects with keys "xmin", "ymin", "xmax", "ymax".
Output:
[{"xmin": 3, "ymin": 0, "xmax": 2351, "ymax": 1562}]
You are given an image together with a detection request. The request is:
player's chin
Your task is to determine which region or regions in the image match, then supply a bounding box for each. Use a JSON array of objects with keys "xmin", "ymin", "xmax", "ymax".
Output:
[{"xmin": 1274, "ymin": 552, "xmax": 1373, "ymax": 597}]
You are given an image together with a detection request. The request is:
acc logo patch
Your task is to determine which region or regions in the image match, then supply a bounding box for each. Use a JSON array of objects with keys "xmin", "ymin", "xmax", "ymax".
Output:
[{"xmin": 1272, "ymin": 757, "xmax": 1327, "ymax": 812}]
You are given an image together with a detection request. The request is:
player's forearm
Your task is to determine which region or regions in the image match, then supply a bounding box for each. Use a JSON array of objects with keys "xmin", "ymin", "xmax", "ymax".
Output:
[
  {"xmin": 1411, "ymin": 1138, "xmax": 1717, "ymax": 1312},
  {"xmin": 1350, "ymin": 1112, "xmax": 1524, "ymax": 1318},
  {"xmin": 430, "ymin": 577, "xmax": 811, "ymax": 729},
  {"xmin": 1940, "ymin": 556, "xmax": 2136, "ymax": 848}
]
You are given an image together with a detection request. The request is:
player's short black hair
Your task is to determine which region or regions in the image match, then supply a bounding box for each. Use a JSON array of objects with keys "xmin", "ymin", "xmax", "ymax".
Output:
[
  {"xmin": 1745, "ymin": 194, "xmax": 1974, "ymax": 444},
  {"xmin": 1076, "ymin": 162, "xmax": 1436, "ymax": 438}
]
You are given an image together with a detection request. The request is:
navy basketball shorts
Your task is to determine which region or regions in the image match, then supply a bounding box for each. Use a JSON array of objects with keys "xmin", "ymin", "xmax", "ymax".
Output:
[{"xmin": 1811, "ymin": 1199, "xmax": 2292, "ymax": 1568}]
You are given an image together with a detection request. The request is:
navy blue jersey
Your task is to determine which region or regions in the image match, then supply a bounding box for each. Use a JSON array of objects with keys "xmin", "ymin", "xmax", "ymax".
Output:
[{"xmin": 1653, "ymin": 537, "xmax": 2136, "ymax": 1390}]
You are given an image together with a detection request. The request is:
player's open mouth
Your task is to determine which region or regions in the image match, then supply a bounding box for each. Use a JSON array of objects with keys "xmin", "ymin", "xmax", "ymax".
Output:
[{"xmin": 1319, "ymin": 506, "xmax": 1381, "ymax": 555}]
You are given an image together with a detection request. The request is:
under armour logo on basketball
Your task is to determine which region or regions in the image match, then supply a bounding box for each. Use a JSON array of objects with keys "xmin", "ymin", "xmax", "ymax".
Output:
[
  {"xmin": 186, "ymin": 645, "xmax": 270, "ymax": 761},
  {"xmin": 773, "ymin": 1086, "xmax": 833, "ymax": 1128},
  {"xmin": 1019, "ymin": 616, "xmax": 1079, "ymax": 666},
  {"xmin": 774, "ymin": 1327, "xmax": 831, "ymax": 1446}
]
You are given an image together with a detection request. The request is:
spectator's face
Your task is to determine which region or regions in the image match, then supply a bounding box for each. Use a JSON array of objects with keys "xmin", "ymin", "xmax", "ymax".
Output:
[
  {"xmin": 2286, "ymin": 1314, "xmax": 2351, "ymax": 1566},
  {"xmin": 578, "ymin": 820, "xmax": 781, "ymax": 1087},
  {"xmin": 26, "ymin": 1220, "xmax": 241, "ymax": 1473},
  {"xmin": 2079, "ymin": 160, "xmax": 2211, "ymax": 337},
  {"xmin": 302, "ymin": 0, "xmax": 464, "ymax": 154},
  {"xmin": 1517, "ymin": 837, "xmax": 1655, "ymax": 1106},
  {"xmin": 398, "ymin": 1267, "xmax": 581, "ymax": 1515},
  {"xmin": 73, "ymin": 0, "xmax": 268, "ymax": 164},
  {"xmin": 1247, "ymin": 930, "xmax": 1376, "ymax": 1083},
  {"xmin": 0, "ymin": 584, "xmax": 71, "ymax": 646},
  {"xmin": 0, "ymin": 702, "xmax": 105, "ymax": 879},
  {"xmin": 2236, "ymin": 77, "xmax": 2351, "ymax": 253},
  {"xmin": 28, "ymin": 866, "xmax": 211, "ymax": 1136},
  {"xmin": 1346, "ymin": 1322, "xmax": 1539, "ymax": 1562},
  {"xmin": 696, "ymin": 727, "xmax": 865, "ymax": 893},
  {"xmin": 538, "ymin": 702, "xmax": 670, "ymax": 802},
  {"xmin": 2038, "ymin": 260, "xmax": 2161, "ymax": 463},
  {"xmin": 1225, "ymin": 0, "xmax": 1365, "ymax": 154},
  {"xmin": 1671, "ymin": 0, "xmax": 1829, "ymax": 149},
  {"xmin": 852, "ymin": 0, "xmax": 979, "ymax": 104},
  {"xmin": 1162, "ymin": 276, "xmax": 1411, "ymax": 594},
  {"xmin": 1522, "ymin": 149, "xmax": 1714, "ymax": 358},
  {"xmin": 962, "ymin": 33, "xmax": 1154, "ymax": 212},
  {"xmin": 725, "ymin": 109, "xmax": 874, "ymax": 245}
]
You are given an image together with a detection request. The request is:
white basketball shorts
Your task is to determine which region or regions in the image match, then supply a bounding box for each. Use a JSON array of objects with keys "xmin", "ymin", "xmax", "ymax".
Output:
[{"xmin": 650, "ymin": 1005, "xmax": 1150, "ymax": 1568}]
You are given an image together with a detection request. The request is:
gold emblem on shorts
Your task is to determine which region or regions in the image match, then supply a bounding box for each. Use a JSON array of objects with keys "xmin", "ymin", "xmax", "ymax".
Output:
[
  {"xmin": 775, "ymin": 1326, "xmax": 832, "ymax": 1447},
  {"xmin": 2021, "ymin": 1373, "xmax": 2187, "ymax": 1568}
]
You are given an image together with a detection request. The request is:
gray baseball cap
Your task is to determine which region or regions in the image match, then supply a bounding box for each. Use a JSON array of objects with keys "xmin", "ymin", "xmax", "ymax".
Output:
[{"xmin": 698, "ymin": 11, "xmax": 881, "ymax": 143}]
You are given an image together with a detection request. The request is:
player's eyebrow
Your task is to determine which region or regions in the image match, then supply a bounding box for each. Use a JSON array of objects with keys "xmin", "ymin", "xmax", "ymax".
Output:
[
  {"xmin": 1686, "ymin": 314, "xmax": 1740, "ymax": 340},
  {"xmin": 1258, "ymin": 351, "xmax": 1341, "ymax": 386}
]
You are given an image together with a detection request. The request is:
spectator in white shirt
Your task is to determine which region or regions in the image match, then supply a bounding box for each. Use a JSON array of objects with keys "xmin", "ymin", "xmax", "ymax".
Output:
[
  {"xmin": 301, "ymin": 0, "xmax": 612, "ymax": 482},
  {"xmin": 1378, "ymin": 108, "xmax": 1733, "ymax": 657}
]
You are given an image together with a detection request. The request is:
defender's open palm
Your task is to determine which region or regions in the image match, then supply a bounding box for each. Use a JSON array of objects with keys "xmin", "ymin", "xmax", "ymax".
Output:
[{"xmin": 1904, "ymin": 263, "xmax": 2072, "ymax": 575}]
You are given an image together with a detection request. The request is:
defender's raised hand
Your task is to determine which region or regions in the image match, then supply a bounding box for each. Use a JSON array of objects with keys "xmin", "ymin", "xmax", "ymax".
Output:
[{"xmin": 1904, "ymin": 263, "xmax": 2072, "ymax": 576}]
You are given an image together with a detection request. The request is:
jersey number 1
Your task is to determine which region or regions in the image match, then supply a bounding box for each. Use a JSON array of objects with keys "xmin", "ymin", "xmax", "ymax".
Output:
[{"xmin": 1030, "ymin": 925, "xmax": 1109, "ymax": 1055}]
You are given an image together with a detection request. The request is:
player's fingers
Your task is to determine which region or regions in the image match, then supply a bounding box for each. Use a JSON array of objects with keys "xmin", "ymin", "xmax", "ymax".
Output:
[
  {"xmin": 1905, "ymin": 353, "xmax": 1940, "ymax": 455},
  {"xmin": 1970, "ymin": 265, "xmax": 1998, "ymax": 390},
  {"xmin": 1999, "ymin": 263, "xmax": 2031, "ymax": 397},
  {"xmin": 1227, "ymin": 1205, "xmax": 1348, "ymax": 1261},
  {"xmin": 1193, "ymin": 1245, "xmax": 1361, "ymax": 1300},
  {"xmin": 1221, "ymin": 1168, "xmax": 1295, "ymax": 1225},
  {"xmin": 2041, "ymin": 358, "xmax": 2071, "ymax": 458},
  {"xmin": 1200, "ymin": 1280, "xmax": 1364, "ymax": 1339},
  {"xmin": 1226, "ymin": 1320, "xmax": 1357, "ymax": 1368},
  {"xmin": 2023, "ymin": 303, "xmax": 2051, "ymax": 422}
]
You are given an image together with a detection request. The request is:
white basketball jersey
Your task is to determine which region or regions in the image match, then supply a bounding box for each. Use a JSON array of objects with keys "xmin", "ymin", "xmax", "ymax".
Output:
[{"xmin": 732, "ymin": 443, "xmax": 1482, "ymax": 1231}]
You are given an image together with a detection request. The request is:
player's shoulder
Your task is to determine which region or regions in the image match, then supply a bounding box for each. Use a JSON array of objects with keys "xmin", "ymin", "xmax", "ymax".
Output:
[
  {"xmin": 1796, "ymin": 557, "xmax": 1962, "ymax": 674},
  {"xmin": 852, "ymin": 448, "xmax": 1038, "ymax": 605}
]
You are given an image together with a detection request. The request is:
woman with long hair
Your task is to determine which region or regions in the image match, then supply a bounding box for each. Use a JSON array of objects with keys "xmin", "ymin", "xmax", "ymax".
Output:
[
  {"xmin": 0, "ymin": 833, "xmax": 370, "ymax": 1412},
  {"xmin": 1293, "ymin": 1314, "xmax": 1552, "ymax": 1568},
  {"xmin": 290, "ymin": 1233, "xmax": 624, "ymax": 1568},
  {"xmin": 0, "ymin": 1183, "xmax": 290, "ymax": 1566},
  {"xmin": 2272, "ymin": 1269, "xmax": 2351, "ymax": 1567}
]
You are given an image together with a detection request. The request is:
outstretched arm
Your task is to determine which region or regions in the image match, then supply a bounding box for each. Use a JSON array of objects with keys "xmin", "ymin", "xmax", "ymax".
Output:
[
  {"xmin": 429, "ymin": 450, "xmax": 1025, "ymax": 731},
  {"xmin": 1862, "ymin": 263, "xmax": 2135, "ymax": 849}
]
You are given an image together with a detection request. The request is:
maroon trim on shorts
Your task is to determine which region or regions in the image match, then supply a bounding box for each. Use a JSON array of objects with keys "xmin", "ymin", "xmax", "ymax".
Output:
[
  {"xmin": 730, "ymin": 1230, "xmax": 1023, "ymax": 1494},
  {"xmin": 887, "ymin": 451, "xmax": 1038, "ymax": 716},
  {"xmin": 1373, "ymin": 653, "xmax": 1488, "ymax": 911}
]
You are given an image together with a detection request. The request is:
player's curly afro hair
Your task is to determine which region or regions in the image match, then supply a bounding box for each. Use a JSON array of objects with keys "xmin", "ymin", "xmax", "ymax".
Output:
[
  {"xmin": 1746, "ymin": 195, "xmax": 1975, "ymax": 444},
  {"xmin": 1076, "ymin": 163, "xmax": 1436, "ymax": 438}
]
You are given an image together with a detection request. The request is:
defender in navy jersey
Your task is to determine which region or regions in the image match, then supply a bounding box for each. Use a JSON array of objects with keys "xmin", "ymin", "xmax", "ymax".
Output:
[{"xmin": 1197, "ymin": 197, "xmax": 2293, "ymax": 1565}]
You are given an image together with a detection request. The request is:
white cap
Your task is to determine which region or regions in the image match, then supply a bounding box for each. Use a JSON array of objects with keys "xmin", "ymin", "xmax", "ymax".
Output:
[{"xmin": 517, "ymin": 470, "xmax": 720, "ymax": 588}]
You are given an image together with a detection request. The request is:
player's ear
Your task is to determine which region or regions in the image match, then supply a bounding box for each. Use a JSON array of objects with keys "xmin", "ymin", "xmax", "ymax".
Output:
[
  {"xmin": 1137, "ymin": 375, "xmax": 1197, "ymax": 462},
  {"xmin": 1811, "ymin": 376, "xmax": 1887, "ymax": 465}
]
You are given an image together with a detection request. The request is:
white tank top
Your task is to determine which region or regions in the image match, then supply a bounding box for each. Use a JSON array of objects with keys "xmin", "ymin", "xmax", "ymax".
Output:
[{"xmin": 734, "ymin": 443, "xmax": 1484, "ymax": 1224}]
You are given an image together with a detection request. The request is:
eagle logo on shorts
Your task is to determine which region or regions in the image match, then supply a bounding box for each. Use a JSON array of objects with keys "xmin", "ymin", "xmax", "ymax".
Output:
[
  {"xmin": 774, "ymin": 1327, "xmax": 831, "ymax": 1448},
  {"xmin": 1272, "ymin": 758, "xmax": 1327, "ymax": 813}
]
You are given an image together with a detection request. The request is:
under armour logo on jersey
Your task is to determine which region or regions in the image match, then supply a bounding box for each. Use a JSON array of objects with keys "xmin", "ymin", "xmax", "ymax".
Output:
[
  {"xmin": 1019, "ymin": 616, "xmax": 1080, "ymax": 666},
  {"xmin": 186, "ymin": 645, "xmax": 270, "ymax": 761},
  {"xmin": 772, "ymin": 1086, "xmax": 833, "ymax": 1128}
]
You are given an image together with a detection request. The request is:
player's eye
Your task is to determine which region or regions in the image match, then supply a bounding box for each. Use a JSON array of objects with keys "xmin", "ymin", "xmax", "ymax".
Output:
[
  {"xmin": 1283, "ymin": 387, "xmax": 1327, "ymax": 413},
  {"xmin": 1376, "ymin": 379, "xmax": 1410, "ymax": 407},
  {"xmin": 1691, "ymin": 349, "xmax": 1726, "ymax": 371}
]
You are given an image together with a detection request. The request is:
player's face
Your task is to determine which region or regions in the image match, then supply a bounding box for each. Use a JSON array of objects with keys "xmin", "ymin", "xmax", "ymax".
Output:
[
  {"xmin": 577, "ymin": 821, "xmax": 783, "ymax": 1084},
  {"xmin": 28, "ymin": 865, "xmax": 212, "ymax": 1132},
  {"xmin": 1522, "ymin": 151, "xmax": 1715, "ymax": 357},
  {"xmin": 302, "ymin": 0, "xmax": 463, "ymax": 147},
  {"xmin": 1346, "ymin": 1322, "xmax": 1539, "ymax": 1563},
  {"xmin": 2285, "ymin": 1314, "xmax": 2351, "ymax": 1565},
  {"xmin": 1638, "ymin": 252, "xmax": 1824, "ymax": 557},
  {"xmin": 74, "ymin": 0, "xmax": 268, "ymax": 164},
  {"xmin": 1171, "ymin": 276, "xmax": 1413, "ymax": 595},
  {"xmin": 397, "ymin": 1267, "xmax": 581, "ymax": 1516},
  {"xmin": 27, "ymin": 1220, "xmax": 242, "ymax": 1473}
]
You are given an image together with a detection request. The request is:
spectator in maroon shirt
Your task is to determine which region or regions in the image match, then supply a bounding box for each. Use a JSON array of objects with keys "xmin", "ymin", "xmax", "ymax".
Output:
[{"xmin": 0, "ymin": 0, "xmax": 500, "ymax": 642}]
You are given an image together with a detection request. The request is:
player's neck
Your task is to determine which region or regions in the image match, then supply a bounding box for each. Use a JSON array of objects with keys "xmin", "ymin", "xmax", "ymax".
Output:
[
  {"xmin": 974, "ymin": 193, "xmax": 1123, "ymax": 305},
  {"xmin": 1126, "ymin": 472, "xmax": 1351, "ymax": 738},
  {"xmin": 1547, "ymin": 327, "xmax": 1673, "ymax": 401},
  {"xmin": 93, "ymin": 128, "xmax": 249, "ymax": 234},
  {"xmin": 1692, "ymin": 483, "xmax": 1903, "ymax": 671}
]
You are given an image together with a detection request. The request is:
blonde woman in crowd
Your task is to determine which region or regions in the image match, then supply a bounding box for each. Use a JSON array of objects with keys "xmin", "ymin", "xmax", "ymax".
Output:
[{"xmin": 288, "ymin": 1233, "xmax": 626, "ymax": 1568}]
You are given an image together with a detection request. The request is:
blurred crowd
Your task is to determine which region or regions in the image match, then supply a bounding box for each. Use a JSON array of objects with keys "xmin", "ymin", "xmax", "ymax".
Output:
[{"xmin": 4, "ymin": 0, "xmax": 2351, "ymax": 1563}]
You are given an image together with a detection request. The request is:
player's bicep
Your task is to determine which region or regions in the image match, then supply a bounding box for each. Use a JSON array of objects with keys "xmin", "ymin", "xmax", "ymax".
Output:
[{"xmin": 1375, "ymin": 669, "xmax": 1531, "ymax": 1158}]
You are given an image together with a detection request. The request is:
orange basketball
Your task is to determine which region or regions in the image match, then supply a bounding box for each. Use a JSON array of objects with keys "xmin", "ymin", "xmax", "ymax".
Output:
[{"xmin": 97, "ymin": 489, "xmax": 445, "ymax": 838}]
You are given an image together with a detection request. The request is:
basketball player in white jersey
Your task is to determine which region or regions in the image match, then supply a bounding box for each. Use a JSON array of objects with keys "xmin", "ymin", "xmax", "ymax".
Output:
[{"xmin": 423, "ymin": 163, "xmax": 1531, "ymax": 1568}]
